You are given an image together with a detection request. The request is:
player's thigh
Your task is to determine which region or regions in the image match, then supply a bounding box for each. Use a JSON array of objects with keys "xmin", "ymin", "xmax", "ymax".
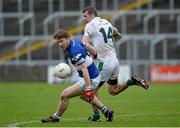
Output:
[
  {"xmin": 100, "ymin": 64, "xmax": 113, "ymax": 81},
  {"xmin": 106, "ymin": 58, "xmax": 119, "ymax": 90},
  {"xmin": 110, "ymin": 57, "xmax": 119, "ymax": 79},
  {"xmin": 79, "ymin": 74, "xmax": 101, "ymax": 91},
  {"xmin": 61, "ymin": 82, "xmax": 82, "ymax": 98},
  {"xmin": 100, "ymin": 58, "xmax": 119, "ymax": 81}
]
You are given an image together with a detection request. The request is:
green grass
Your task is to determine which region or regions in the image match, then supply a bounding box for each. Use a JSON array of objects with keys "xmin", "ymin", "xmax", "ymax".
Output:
[{"xmin": 0, "ymin": 82, "xmax": 180, "ymax": 127}]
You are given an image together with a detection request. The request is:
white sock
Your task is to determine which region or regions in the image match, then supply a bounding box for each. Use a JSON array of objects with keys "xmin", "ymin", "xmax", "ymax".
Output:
[{"xmin": 53, "ymin": 113, "xmax": 61, "ymax": 119}]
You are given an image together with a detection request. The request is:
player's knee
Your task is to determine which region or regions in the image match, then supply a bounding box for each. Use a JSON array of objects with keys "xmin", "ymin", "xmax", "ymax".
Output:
[
  {"xmin": 107, "ymin": 78, "xmax": 118, "ymax": 85},
  {"xmin": 60, "ymin": 90, "xmax": 69, "ymax": 100},
  {"xmin": 107, "ymin": 79, "xmax": 119, "ymax": 95},
  {"xmin": 108, "ymin": 87, "xmax": 119, "ymax": 95},
  {"xmin": 108, "ymin": 90, "xmax": 118, "ymax": 95}
]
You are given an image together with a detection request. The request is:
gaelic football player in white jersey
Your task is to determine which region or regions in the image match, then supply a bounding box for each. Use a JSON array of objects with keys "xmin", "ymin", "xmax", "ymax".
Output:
[{"xmin": 82, "ymin": 6, "xmax": 149, "ymax": 122}]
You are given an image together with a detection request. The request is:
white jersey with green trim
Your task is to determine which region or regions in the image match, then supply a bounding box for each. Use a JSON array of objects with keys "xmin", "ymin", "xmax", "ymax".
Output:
[{"xmin": 84, "ymin": 17, "xmax": 117, "ymax": 61}]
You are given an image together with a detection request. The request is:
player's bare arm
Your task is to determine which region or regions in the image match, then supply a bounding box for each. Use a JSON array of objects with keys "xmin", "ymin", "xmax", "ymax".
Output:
[
  {"xmin": 80, "ymin": 63, "xmax": 91, "ymax": 86},
  {"xmin": 82, "ymin": 35, "xmax": 97, "ymax": 58},
  {"xmin": 80, "ymin": 63, "xmax": 94, "ymax": 101}
]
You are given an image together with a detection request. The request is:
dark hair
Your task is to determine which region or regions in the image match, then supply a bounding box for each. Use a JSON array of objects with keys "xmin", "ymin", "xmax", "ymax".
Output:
[
  {"xmin": 53, "ymin": 29, "xmax": 70, "ymax": 40},
  {"xmin": 82, "ymin": 6, "xmax": 97, "ymax": 16}
]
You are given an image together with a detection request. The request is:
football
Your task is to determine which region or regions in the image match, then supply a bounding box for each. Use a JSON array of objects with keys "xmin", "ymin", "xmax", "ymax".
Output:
[{"xmin": 54, "ymin": 63, "xmax": 71, "ymax": 79}]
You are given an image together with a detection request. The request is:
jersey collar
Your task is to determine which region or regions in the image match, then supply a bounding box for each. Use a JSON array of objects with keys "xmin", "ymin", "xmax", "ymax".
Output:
[
  {"xmin": 91, "ymin": 17, "xmax": 101, "ymax": 22},
  {"xmin": 67, "ymin": 40, "xmax": 75, "ymax": 50}
]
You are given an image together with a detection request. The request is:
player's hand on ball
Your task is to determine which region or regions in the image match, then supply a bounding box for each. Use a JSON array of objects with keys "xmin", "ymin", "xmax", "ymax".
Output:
[{"xmin": 83, "ymin": 85, "xmax": 94, "ymax": 101}]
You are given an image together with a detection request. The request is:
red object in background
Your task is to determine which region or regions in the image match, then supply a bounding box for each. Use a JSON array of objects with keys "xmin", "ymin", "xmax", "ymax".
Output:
[{"xmin": 150, "ymin": 65, "xmax": 180, "ymax": 82}]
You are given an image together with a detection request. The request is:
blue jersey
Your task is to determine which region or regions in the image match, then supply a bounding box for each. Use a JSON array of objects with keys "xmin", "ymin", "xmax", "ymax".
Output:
[{"xmin": 67, "ymin": 39, "xmax": 99, "ymax": 79}]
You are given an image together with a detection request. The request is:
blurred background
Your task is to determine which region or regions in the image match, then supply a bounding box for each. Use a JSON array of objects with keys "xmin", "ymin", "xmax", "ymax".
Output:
[{"xmin": 0, "ymin": 0, "xmax": 180, "ymax": 83}]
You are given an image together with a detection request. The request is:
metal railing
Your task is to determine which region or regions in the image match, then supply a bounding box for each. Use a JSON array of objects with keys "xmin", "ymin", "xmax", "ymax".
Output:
[
  {"xmin": 0, "ymin": 0, "xmax": 179, "ymax": 81},
  {"xmin": 177, "ymin": 14, "xmax": 180, "ymax": 44},
  {"xmin": 13, "ymin": 36, "xmax": 49, "ymax": 65},
  {"xmin": 15, "ymin": 37, "xmax": 31, "ymax": 64},
  {"xmin": 0, "ymin": 12, "xmax": 32, "ymax": 41},
  {"xmin": 110, "ymin": 8, "xmax": 180, "ymax": 79},
  {"xmin": 115, "ymin": 34, "xmax": 180, "ymax": 80},
  {"xmin": 111, "ymin": 9, "xmax": 180, "ymax": 35},
  {"xmin": 19, "ymin": 13, "xmax": 35, "ymax": 38}
]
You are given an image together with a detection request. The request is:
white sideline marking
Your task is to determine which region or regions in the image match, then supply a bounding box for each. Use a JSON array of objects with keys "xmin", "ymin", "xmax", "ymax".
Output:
[
  {"xmin": 7, "ymin": 117, "xmax": 84, "ymax": 127},
  {"xmin": 7, "ymin": 120, "xmax": 39, "ymax": 127},
  {"xmin": 7, "ymin": 112, "xmax": 180, "ymax": 127}
]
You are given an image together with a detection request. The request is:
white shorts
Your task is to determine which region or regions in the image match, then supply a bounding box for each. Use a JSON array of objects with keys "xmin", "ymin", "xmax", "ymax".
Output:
[
  {"xmin": 76, "ymin": 74, "xmax": 101, "ymax": 90},
  {"xmin": 97, "ymin": 57, "xmax": 119, "ymax": 82}
]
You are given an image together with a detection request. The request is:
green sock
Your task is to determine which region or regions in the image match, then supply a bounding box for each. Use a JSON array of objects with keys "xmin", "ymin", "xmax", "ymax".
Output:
[
  {"xmin": 126, "ymin": 79, "xmax": 135, "ymax": 86},
  {"xmin": 93, "ymin": 111, "xmax": 100, "ymax": 117}
]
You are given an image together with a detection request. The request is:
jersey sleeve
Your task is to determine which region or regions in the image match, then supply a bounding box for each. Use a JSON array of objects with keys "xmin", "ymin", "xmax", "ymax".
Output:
[
  {"xmin": 84, "ymin": 24, "xmax": 93, "ymax": 37},
  {"xmin": 71, "ymin": 52, "xmax": 85, "ymax": 66}
]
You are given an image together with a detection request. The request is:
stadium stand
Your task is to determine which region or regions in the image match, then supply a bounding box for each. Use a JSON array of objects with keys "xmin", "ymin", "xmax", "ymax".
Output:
[{"xmin": 0, "ymin": 0, "xmax": 179, "ymax": 81}]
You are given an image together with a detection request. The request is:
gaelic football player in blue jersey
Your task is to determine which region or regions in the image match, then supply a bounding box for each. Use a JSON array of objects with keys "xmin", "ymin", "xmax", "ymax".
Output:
[{"xmin": 41, "ymin": 29, "xmax": 114, "ymax": 123}]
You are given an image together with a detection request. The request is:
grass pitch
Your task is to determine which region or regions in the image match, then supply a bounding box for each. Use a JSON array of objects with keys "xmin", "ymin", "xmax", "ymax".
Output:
[{"xmin": 0, "ymin": 82, "xmax": 180, "ymax": 127}]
